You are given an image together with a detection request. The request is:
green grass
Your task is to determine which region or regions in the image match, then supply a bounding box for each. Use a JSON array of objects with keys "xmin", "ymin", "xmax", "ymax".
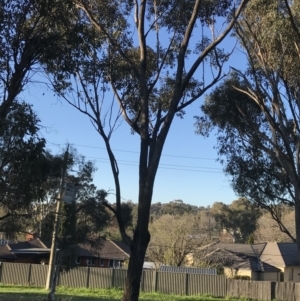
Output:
[{"xmin": 0, "ymin": 285, "xmax": 253, "ymax": 301}]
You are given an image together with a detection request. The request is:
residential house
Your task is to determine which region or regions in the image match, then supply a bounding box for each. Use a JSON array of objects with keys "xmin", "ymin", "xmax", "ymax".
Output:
[
  {"xmin": 198, "ymin": 242, "xmax": 281, "ymax": 281},
  {"xmin": 75, "ymin": 240, "xmax": 130, "ymax": 268},
  {"xmin": 260, "ymin": 242, "xmax": 299, "ymax": 282},
  {"xmin": 0, "ymin": 238, "xmax": 51, "ymax": 264},
  {"xmin": 0, "ymin": 237, "xmax": 130, "ymax": 268}
]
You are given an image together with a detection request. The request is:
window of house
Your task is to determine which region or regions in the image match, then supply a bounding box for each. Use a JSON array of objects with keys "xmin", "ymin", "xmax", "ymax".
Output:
[
  {"xmin": 75, "ymin": 257, "xmax": 80, "ymax": 265},
  {"xmin": 108, "ymin": 260, "xmax": 123, "ymax": 268},
  {"xmin": 99, "ymin": 259, "xmax": 104, "ymax": 267},
  {"xmin": 115, "ymin": 260, "xmax": 122, "ymax": 268},
  {"xmin": 86, "ymin": 257, "xmax": 95, "ymax": 266}
]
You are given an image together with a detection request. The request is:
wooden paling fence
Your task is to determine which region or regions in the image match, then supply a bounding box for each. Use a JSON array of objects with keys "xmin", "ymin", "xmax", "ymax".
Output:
[{"xmin": 1, "ymin": 262, "xmax": 300, "ymax": 300}]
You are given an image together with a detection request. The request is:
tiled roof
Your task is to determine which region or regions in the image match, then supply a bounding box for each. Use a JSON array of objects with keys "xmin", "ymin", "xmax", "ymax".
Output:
[
  {"xmin": 98, "ymin": 240, "xmax": 130, "ymax": 260},
  {"xmin": 203, "ymin": 247, "xmax": 257, "ymax": 271},
  {"xmin": 77, "ymin": 240, "xmax": 130, "ymax": 260},
  {"xmin": 262, "ymin": 261, "xmax": 281, "ymax": 273},
  {"xmin": 216, "ymin": 243, "xmax": 267, "ymax": 257},
  {"xmin": 8, "ymin": 238, "xmax": 47, "ymax": 250},
  {"xmin": 0, "ymin": 245, "xmax": 16, "ymax": 259},
  {"xmin": 277, "ymin": 243, "xmax": 298, "ymax": 266}
]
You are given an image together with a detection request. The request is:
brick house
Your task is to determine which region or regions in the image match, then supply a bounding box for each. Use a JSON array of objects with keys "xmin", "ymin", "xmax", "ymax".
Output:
[
  {"xmin": 0, "ymin": 237, "xmax": 130, "ymax": 268},
  {"xmin": 75, "ymin": 240, "xmax": 130, "ymax": 268}
]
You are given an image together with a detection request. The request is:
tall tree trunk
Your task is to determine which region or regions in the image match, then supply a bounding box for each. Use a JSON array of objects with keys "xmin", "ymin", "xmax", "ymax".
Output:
[{"xmin": 122, "ymin": 227, "xmax": 150, "ymax": 301}]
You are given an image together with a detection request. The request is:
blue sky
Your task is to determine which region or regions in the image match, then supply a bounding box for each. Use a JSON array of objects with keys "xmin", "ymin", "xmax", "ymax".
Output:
[{"xmin": 22, "ymin": 29, "xmax": 246, "ymax": 208}]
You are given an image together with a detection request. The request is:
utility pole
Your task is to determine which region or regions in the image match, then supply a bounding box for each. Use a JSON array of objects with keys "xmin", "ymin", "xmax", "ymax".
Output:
[{"xmin": 46, "ymin": 145, "xmax": 69, "ymax": 294}]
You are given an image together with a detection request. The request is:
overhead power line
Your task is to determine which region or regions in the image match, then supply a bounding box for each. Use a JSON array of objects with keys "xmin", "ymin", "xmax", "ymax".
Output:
[
  {"xmin": 47, "ymin": 141, "xmax": 216, "ymax": 161},
  {"xmin": 46, "ymin": 141, "xmax": 223, "ymax": 174}
]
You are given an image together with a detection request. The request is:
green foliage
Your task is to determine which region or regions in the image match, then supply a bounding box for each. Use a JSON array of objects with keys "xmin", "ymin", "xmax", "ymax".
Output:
[
  {"xmin": 150, "ymin": 200, "xmax": 202, "ymax": 218},
  {"xmin": 35, "ymin": 151, "xmax": 110, "ymax": 271},
  {"xmin": 211, "ymin": 198, "xmax": 261, "ymax": 243},
  {"xmin": 0, "ymin": 285, "xmax": 233, "ymax": 301},
  {"xmin": 39, "ymin": 0, "xmax": 249, "ymax": 300},
  {"xmin": 247, "ymin": 234, "xmax": 254, "ymax": 245},
  {"xmin": 196, "ymin": 0, "xmax": 300, "ymax": 243},
  {"xmin": 0, "ymin": 0, "xmax": 79, "ymax": 106},
  {"xmin": 0, "ymin": 101, "xmax": 47, "ymax": 238}
]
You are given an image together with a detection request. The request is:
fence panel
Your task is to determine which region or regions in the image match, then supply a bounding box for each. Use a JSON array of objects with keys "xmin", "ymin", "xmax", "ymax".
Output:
[
  {"xmin": 58, "ymin": 266, "xmax": 89, "ymax": 288},
  {"xmin": 294, "ymin": 283, "xmax": 300, "ymax": 301},
  {"xmin": 275, "ymin": 282, "xmax": 295, "ymax": 301},
  {"xmin": 1, "ymin": 263, "xmax": 30, "ymax": 285},
  {"xmin": 89, "ymin": 268, "xmax": 114, "ymax": 289},
  {"xmin": 141, "ymin": 270, "xmax": 155, "ymax": 292},
  {"xmin": 254, "ymin": 281, "xmax": 273, "ymax": 301},
  {"xmin": 113, "ymin": 269, "xmax": 127, "ymax": 289},
  {"xmin": 188, "ymin": 274, "xmax": 226, "ymax": 297},
  {"xmin": 227, "ymin": 280, "xmax": 273, "ymax": 301},
  {"xmin": 157, "ymin": 272, "xmax": 186, "ymax": 295},
  {"xmin": 1, "ymin": 262, "xmax": 300, "ymax": 301},
  {"xmin": 227, "ymin": 279, "xmax": 244, "ymax": 298},
  {"xmin": 30, "ymin": 264, "xmax": 48, "ymax": 287}
]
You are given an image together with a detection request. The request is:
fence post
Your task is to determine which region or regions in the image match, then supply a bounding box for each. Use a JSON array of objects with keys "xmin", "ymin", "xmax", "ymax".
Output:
[
  {"xmin": 56, "ymin": 266, "xmax": 60, "ymax": 287},
  {"xmin": 0, "ymin": 262, "xmax": 3, "ymax": 283},
  {"xmin": 140, "ymin": 270, "xmax": 144, "ymax": 292},
  {"xmin": 270, "ymin": 281, "xmax": 276, "ymax": 301},
  {"xmin": 112, "ymin": 268, "xmax": 115, "ymax": 288},
  {"xmin": 86, "ymin": 267, "xmax": 90, "ymax": 288},
  {"xmin": 185, "ymin": 273, "xmax": 189, "ymax": 296},
  {"xmin": 27, "ymin": 264, "xmax": 32, "ymax": 285},
  {"xmin": 152, "ymin": 270, "xmax": 157, "ymax": 292}
]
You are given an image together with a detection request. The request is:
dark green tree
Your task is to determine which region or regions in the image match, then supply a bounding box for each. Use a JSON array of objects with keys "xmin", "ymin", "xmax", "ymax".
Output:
[
  {"xmin": 196, "ymin": 0, "xmax": 300, "ymax": 248},
  {"xmin": 0, "ymin": 101, "xmax": 47, "ymax": 238},
  {"xmin": 211, "ymin": 198, "xmax": 261, "ymax": 243},
  {"xmin": 0, "ymin": 0, "xmax": 80, "ymax": 127},
  {"xmin": 197, "ymin": 74, "xmax": 296, "ymax": 241}
]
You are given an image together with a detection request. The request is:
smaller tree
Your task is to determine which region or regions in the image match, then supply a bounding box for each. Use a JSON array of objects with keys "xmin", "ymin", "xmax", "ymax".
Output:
[
  {"xmin": 211, "ymin": 198, "xmax": 260, "ymax": 243},
  {"xmin": 40, "ymin": 149, "xmax": 110, "ymax": 301},
  {"xmin": 147, "ymin": 213, "xmax": 212, "ymax": 267}
]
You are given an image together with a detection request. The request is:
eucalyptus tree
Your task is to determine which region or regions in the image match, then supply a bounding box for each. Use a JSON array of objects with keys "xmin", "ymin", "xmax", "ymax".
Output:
[
  {"xmin": 197, "ymin": 74, "xmax": 296, "ymax": 241},
  {"xmin": 44, "ymin": 1, "xmax": 249, "ymax": 300},
  {"xmin": 211, "ymin": 198, "xmax": 261, "ymax": 243},
  {"xmin": 197, "ymin": 0, "xmax": 300, "ymax": 249},
  {"xmin": 0, "ymin": 0, "xmax": 79, "ymax": 126}
]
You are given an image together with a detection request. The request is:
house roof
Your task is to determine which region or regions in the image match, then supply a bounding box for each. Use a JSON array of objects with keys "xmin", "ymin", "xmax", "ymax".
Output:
[
  {"xmin": 203, "ymin": 247, "xmax": 258, "ymax": 271},
  {"xmin": 0, "ymin": 238, "xmax": 49, "ymax": 259},
  {"xmin": 0, "ymin": 245, "xmax": 16, "ymax": 259},
  {"xmin": 260, "ymin": 242, "xmax": 298, "ymax": 267},
  {"xmin": 278, "ymin": 243, "xmax": 298, "ymax": 266},
  {"xmin": 98, "ymin": 240, "xmax": 130, "ymax": 260},
  {"xmin": 202, "ymin": 242, "xmax": 280, "ymax": 273},
  {"xmin": 0, "ymin": 238, "xmax": 130, "ymax": 261},
  {"xmin": 215, "ymin": 243, "xmax": 267, "ymax": 257},
  {"xmin": 7, "ymin": 238, "xmax": 47, "ymax": 250},
  {"xmin": 77, "ymin": 240, "xmax": 130, "ymax": 260}
]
